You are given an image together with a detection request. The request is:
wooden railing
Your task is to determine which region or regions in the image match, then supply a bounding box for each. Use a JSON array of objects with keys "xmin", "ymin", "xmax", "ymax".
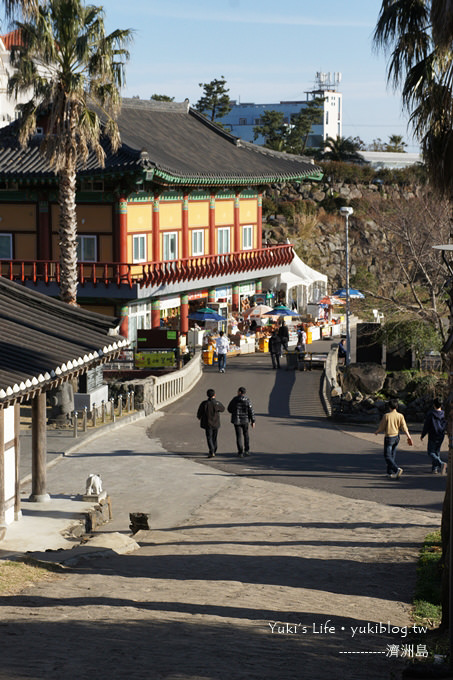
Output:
[{"xmin": 0, "ymin": 244, "xmax": 294, "ymax": 288}]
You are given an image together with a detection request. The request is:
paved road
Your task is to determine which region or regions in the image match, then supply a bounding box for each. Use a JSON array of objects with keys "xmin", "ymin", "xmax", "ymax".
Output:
[
  {"xmin": 154, "ymin": 353, "xmax": 447, "ymax": 514},
  {"xmin": 0, "ymin": 350, "xmax": 443, "ymax": 680}
]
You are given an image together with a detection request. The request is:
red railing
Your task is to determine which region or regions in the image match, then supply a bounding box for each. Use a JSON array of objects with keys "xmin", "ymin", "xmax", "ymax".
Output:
[{"xmin": 0, "ymin": 244, "xmax": 294, "ymax": 289}]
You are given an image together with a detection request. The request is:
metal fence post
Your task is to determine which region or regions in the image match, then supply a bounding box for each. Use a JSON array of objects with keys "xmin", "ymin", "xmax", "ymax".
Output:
[
  {"xmin": 118, "ymin": 394, "xmax": 123, "ymax": 418},
  {"xmin": 73, "ymin": 410, "xmax": 78, "ymax": 438},
  {"xmin": 83, "ymin": 406, "xmax": 88, "ymax": 432},
  {"xmin": 130, "ymin": 390, "xmax": 135, "ymax": 411},
  {"xmin": 111, "ymin": 397, "xmax": 116, "ymax": 423},
  {"xmin": 102, "ymin": 400, "xmax": 106, "ymax": 424},
  {"xmin": 92, "ymin": 402, "xmax": 96, "ymax": 428}
]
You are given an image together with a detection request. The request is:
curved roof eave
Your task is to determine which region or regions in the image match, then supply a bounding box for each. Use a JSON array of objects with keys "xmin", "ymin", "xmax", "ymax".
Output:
[{"xmin": 149, "ymin": 168, "xmax": 323, "ymax": 186}]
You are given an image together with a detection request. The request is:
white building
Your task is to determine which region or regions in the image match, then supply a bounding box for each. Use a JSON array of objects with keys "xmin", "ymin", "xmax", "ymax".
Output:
[
  {"xmin": 358, "ymin": 151, "xmax": 422, "ymax": 169},
  {"xmin": 0, "ymin": 31, "xmax": 26, "ymax": 127},
  {"xmin": 221, "ymin": 72, "xmax": 342, "ymax": 148}
]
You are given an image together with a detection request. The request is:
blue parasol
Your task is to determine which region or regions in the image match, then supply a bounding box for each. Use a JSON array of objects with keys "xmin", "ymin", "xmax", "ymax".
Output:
[
  {"xmin": 188, "ymin": 307, "xmax": 226, "ymax": 322},
  {"xmin": 263, "ymin": 305, "xmax": 299, "ymax": 317},
  {"xmin": 333, "ymin": 288, "xmax": 365, "ymax": 299}
]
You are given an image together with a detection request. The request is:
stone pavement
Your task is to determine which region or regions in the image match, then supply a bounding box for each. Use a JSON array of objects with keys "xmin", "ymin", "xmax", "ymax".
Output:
[{"xmin": 0, "ymin": 406, "xmax": 442, "ymax": 680}]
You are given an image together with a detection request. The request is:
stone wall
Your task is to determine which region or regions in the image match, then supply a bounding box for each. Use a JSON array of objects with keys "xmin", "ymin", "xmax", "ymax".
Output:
[{"xmin": 263, "ymin": 178, "xmax": 420, "ymax": 289}]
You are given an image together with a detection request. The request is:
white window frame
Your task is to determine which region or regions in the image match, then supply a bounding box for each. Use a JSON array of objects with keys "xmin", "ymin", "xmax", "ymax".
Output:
[
  {"xmin": 128, "ymin": 302, "xmax": 151, "ymax": 346},
  {"xmin": 191, "ymin": 229, "xmax": 204, "ymax": 256},
  {"xmin": 217, "ymin": 227, "xmax": 230, "ymax": 255},
  {"xmin": 0, "ymin": 233, "xmax": 12, "ymax": 259},
  {"xmin": 76, "ymin": 234, "xmax": 97, "ymax": 262},
  {"xmin": 132, "ymin": 234, "xmax": 147, "ymax": 263},
  {"xmin": 242, "ymin": 225, "xmax": 253, "ymax": 250},
  {"xmin": 163, "ymin": 231, "xmax": 178, "ymax": 261}
]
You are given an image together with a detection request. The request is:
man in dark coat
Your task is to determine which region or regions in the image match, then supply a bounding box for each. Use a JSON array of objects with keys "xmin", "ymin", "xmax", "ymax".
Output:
[
  {"xmin": 227, "ymin": 386, "xmax": 256, "ymax": 457},
  {"xmin": 197, "ymin": 388, "xmax": 225, "ymax": 458},
  {"xmin": 268, "ymin": 331, "xmax": 282, "ymax": 369},
  {"xmin": 421, "ymin": 397, "xmax": 447, "ymax": 474},
  {"xmin": 277, "ymin": 320, "xmax": 289, "ymax": 351}
]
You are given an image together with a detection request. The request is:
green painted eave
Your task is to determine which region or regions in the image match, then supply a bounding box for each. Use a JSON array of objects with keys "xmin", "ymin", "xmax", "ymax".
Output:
[{"xmin": 145, "ymin": 168, "xmax": 323, "ymax": 186}]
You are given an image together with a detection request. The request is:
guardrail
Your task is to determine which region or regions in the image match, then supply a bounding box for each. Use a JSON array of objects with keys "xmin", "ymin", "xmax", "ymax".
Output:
[
  {"xmin": 71, "ymin": 391, "xmax": 135, "ymax": 438},
  {"xmin": 0, "ymin": 245, "xmax": 294, "ymax": 289},
  {"xmin": 152, "ymin": 351, "xmax": 203, "ymax": 410}
]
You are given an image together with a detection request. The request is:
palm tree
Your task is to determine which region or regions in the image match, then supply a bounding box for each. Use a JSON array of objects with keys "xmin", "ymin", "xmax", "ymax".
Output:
[
  {"xmin": 385, "ymin": 134, "xmax": 407, "ymax": 151},
  {"xmin": 322, "ymin": 136, "xmax": 362, "ymax": 162},
  {"xmin": 373, "ymin": 0, "xmax": 453, "ymax": 195},
  {"xmin": 431, "ymin": 0, "xmax": 453, "ymax": 48},
  {"xmin": 3, "ymin": 0, "xmax": 38, "ymax": 18},
  {"xmin": 8, "ymin": 0, "xmax": 132, "ymax": 305}
]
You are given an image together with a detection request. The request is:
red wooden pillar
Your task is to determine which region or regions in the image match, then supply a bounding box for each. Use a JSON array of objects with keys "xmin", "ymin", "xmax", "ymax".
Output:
[
  {"xmin": 208, "ymin": 288, "xmax": 216, "ymax": 305},
  {"xmin": 257, "ymin": 192, "xmax": 263, "ymax": 248},
  {"xmin": 151, "ymin": 299, "xmax": 161, "ymax": 328},
  {"xmin": 152, "ymin": 195, "xmax": 160, "ymax": 262},
  {"xmin": 256, "ymin": 280, "xmax": 263, "ymax": 295},
  {"xmin": 116, "ymin": 197, "xmax": 128, "ymax": 279},
  {"xmin": 234, "ymin": 193, "xmax": 241, "ymax": 251},
  {"xmin": 180, "ymin": 293, "xmax": 189, "ymax": 333},
  {"xmin": 182, "ymin": 194, "xmax": 189, "ymax": 259},
  {"xmin": 209, "ymin": 194, "xmax": 216, "ymax": 255},
  {"xmin": 232, "ymin": 283, "xmax": 240, "ymax": 312},
  {"xmin": 38, "ymin": 200, "xmax": 50, "ymax": 260}
]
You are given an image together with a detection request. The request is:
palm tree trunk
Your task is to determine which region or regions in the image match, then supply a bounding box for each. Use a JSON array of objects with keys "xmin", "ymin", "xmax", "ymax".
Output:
[{"xmin": 58, "ymin": 164, "xmax": 78, "ymax": 306}]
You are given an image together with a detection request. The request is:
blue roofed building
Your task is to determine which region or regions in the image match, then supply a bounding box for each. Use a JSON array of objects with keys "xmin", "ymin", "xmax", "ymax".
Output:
[{"xmin": 221, "ymin": 72, "xmax": 343, "ymax": 148}]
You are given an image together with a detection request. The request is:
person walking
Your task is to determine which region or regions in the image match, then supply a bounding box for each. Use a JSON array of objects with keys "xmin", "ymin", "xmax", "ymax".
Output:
[
  {"xmin": 268, "ymin": 331, "xmax": 282, "ymax": 369},
  {"xmin": 375, "ymin": 399, "xmax": 413, "ymax": 479},
  {"xmin": 227, "ymin": 386, "xmax": 256, "ymax": 457},
  {"xmin": 215, "ymin": 331, "xmax": 229, "ymax": 373},
  {"xmin": 278, "ymin": 320, "xmax": 289, "ymax": 352},
  {"xmin": 421, "ymin": 397, "xmax": 447, "ymax": 474},
  {"xmin": 298, "ymin": 326, "xmax": 307, "ymax": 352},
  {"xmin": 338, "ymin": 338, "xmax": 347, "ymax": 365},
  {"xmin": 196, "ymin": 388, "xmax": 225, "ymax": 458}
]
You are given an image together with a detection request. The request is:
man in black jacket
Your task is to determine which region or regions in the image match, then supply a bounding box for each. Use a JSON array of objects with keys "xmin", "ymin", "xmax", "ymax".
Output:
[
  {"xmin": 197, "ymin": 388, "xmax": 225, "ymax": 458},
  {"xmin": 227, "ymin": 386, "xmax": 256, "ymax": 457},
  {"xmin": 421, "ymin": 397, "xmax": 447, "ymax": 474},
  {"xmin": 278, "ymin": 320, "xmax": 289, "ymax": 352},
  {"xmin": 269, "ymin": 331, "xmax": 282, "ymax": 369}
]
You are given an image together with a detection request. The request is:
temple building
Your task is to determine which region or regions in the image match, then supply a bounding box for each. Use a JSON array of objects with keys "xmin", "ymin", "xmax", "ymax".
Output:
[{"xmin": 0, "ymin": 98, "xmax": 326, "ymax": 344}]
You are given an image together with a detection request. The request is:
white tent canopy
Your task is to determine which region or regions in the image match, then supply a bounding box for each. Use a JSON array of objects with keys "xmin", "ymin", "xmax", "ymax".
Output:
[{"xmin": 262, "ymin": 251, "xmax": 327, "ymax": 314}]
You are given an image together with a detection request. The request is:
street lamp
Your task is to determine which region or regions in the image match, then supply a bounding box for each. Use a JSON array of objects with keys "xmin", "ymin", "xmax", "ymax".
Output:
[{"xmin": 339, "ymin": 206, "xmax": 353, "ymax": 365}]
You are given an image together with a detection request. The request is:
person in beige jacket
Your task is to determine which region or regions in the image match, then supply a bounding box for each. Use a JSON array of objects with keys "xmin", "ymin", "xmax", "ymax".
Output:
[{"xmin": 375, "ymin": 399, "xmax": 413, "ymax": 479}]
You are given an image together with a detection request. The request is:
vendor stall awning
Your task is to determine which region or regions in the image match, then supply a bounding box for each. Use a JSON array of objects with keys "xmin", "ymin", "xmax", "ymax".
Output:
[
  {"xmin": 278, "ymin": 254, "xmax": 327, "ymax": 290},
  {"xmin": 290, "ymin": 253, "xmax": 327, "ymax": 285}
]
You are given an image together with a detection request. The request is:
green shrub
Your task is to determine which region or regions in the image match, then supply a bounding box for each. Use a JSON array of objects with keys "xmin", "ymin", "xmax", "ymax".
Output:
[
  {"xmin": 278, "ymin": 201, "xmax": 296, "ymax": 222},
  {"xmin": 262, "ymin": 197, "xmax": 277, "ymax": 218}
]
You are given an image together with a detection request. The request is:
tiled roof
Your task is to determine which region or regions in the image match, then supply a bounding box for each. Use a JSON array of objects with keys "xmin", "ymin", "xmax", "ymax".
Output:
[
  {"xmin": 0, "ymin": 277, "xmax": 127, "ymax": 406},
  {"xmin": 0, "ymin": 29, "xmax": 24, "ymax": 50},
  {"xmin": 0, "ymin": 99, "xmax": 322, "ymax": 185}
]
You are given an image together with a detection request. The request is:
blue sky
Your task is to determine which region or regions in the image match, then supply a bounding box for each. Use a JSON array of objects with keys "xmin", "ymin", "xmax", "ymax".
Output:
[{"xmin": 3, "ymin": 0, "xmax": 418, "ymax": 151}]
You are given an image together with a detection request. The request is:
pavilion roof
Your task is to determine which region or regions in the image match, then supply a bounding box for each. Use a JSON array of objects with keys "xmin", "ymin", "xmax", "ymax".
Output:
[
  {"xmin": 0, "ymin": 277, "xmax": 127, "ymax": 407},
  {"xmin": 0, "ymin": 99, "xmax": 322, "ymax": 186}
]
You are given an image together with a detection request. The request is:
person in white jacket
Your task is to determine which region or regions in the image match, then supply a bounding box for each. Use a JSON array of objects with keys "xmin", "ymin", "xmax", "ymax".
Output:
[{"xmin": 215, "ymin": 331, "xmax": 229, "ymax": 373}]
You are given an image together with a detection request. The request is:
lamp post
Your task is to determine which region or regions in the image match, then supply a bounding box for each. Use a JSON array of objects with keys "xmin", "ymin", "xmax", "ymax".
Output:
[{"xmin": 339, "ymin": 206, "xmax": 353, "ymax": 365}]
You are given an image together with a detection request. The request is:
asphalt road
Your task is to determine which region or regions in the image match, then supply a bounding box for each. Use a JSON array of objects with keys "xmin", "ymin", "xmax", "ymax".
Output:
[{"xmin": 153, "ymin": 353, "xmax": 447, "ymax": 514}]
